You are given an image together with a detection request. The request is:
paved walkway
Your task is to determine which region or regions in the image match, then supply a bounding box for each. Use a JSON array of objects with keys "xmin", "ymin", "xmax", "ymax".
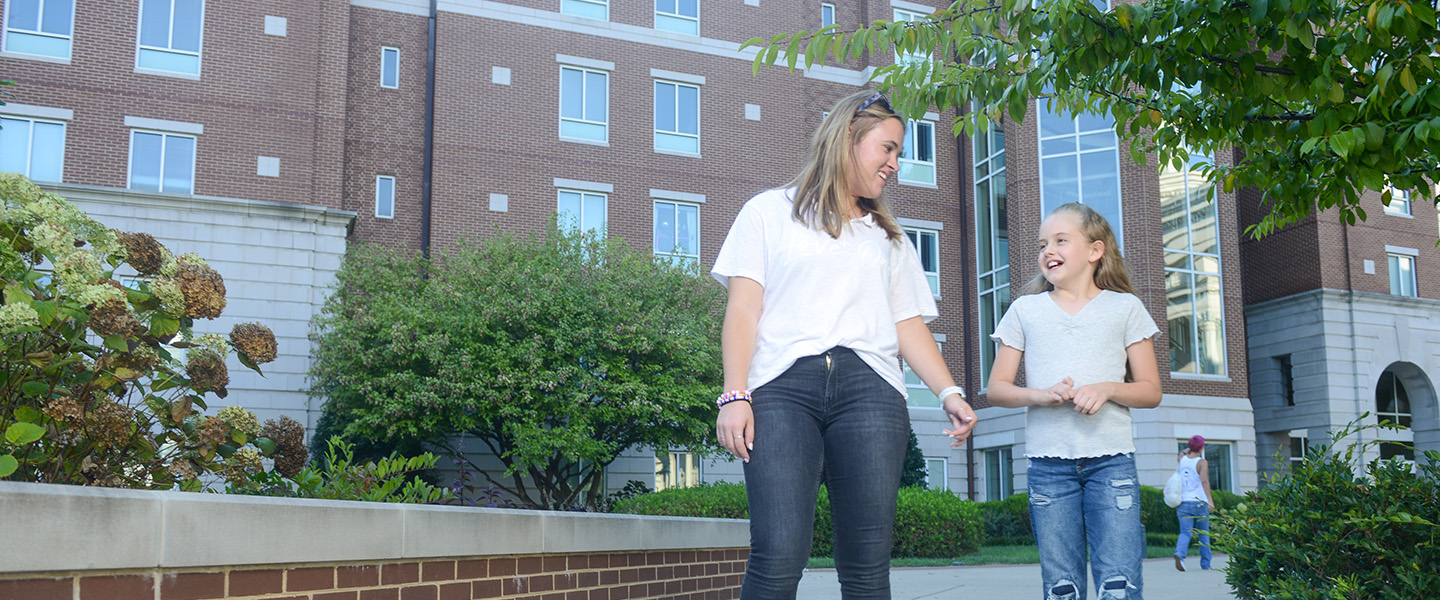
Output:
[{"xmin": 797, "ymin": 554, "xmax": 1235, "ymax": 599}]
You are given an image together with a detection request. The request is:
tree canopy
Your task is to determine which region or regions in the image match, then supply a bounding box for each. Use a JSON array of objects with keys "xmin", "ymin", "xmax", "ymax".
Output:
[
  {"xmin": 746, "ymin": 0, "xmax": 1439, "ymax": 237},
  {"xmin": 307, "ymin": 226, "xmax": 726, "ymax": 509}
]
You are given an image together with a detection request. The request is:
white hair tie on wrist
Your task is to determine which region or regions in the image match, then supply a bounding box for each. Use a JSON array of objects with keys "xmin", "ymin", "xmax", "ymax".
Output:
[{"xmin": 939, "ymin": 386, "xmax": 966, "ymax": 401}]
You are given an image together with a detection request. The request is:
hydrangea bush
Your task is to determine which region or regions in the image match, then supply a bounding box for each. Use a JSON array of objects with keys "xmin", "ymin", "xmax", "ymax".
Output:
[{"xmin": 0, "ymin": 173, "xmax": 299, "ymax": 489}]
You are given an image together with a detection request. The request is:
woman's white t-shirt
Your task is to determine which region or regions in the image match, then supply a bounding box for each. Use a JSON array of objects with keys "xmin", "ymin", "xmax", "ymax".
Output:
[
  {"xmin": 710, "ymin": 188, "xmax": 938, "ymax": 397},
  {"xmin": 1178, "ymin": 454, "xmax": 1207, "ymax": 503}
]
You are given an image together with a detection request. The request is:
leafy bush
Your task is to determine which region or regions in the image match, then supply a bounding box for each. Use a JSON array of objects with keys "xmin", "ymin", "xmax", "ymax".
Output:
[
  {"xmin": 612, "ymin": 482, "xmax": 985, "ymax": 558},
  {"xmin": 893, "ymin": 486, "xmax": 984, "ymax": 557},
  {"xmin": 0, "ymin": 174, "xmax": 287, "ymax": 489},
  {"xmin": 976, "ymin": 492, "xmax": 1032, "ymax": 539},
  {"xmin": 1141, "ymin": 484, "xmax": 1245, "ymax": 535},
  {"xmin": 1219, "ymin": 424, "xmax": 1440, "ymax": 599},
  {"xmin": 231, "ymin": 436, "xmax": 450, "ymax": 504}
]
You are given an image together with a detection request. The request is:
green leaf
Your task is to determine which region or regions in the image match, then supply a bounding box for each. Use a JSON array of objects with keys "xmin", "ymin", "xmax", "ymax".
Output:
[
  {"xmin": 20, "ymin": 381, "xmax": 48, "ymax": 397},
  {"xmin": 216, "ymin": 443, "xmax": 237, "ymax": 458},
  {"xmin": 30, "ymin": 300, "xmax": 56, "ymax": 326},
  {"xmin": 255, "ymin": 437, "xmax": 277, "ymax": 456},
  {"xmin": 5, "ymin": 422, "xmax": 44, "ymax": 445},
  {"xmin": 103, "ymin": 334, "xmax": 128, "ymax": 353},
  {"xmin": 3, "ymin": 284, "xmax": 30, "ymax": 306},
  {"xmin": 14, "ymin": 406, "xmax": 42, "ymax": 423},
  {"xmin": 150, "ymin": 314, "xmax": 180, "ymax": 338},
  {"xmin": 1250, "ymin": 0, "xmax": 1270, "ymax": 21},
  {"xmin": 1399, "ymin": 66, "xmax": 1417, "ymax": 95},
  {"xmin": 0, "ymin": 454, "xmax": 16, "ymax": 478}
]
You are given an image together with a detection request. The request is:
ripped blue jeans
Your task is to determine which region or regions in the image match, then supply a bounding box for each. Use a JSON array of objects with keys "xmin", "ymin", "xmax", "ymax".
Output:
[{"xmin": 1028, "ymin": 454, "xmax": 1145, "ymax": 600}]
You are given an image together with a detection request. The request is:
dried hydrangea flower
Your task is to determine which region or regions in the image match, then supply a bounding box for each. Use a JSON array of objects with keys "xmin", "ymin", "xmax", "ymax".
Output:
[
  {"xmin": 185, "ymin": 348, "xmax": 229, "ymax": 395},
  {"xmin": 176, "ymin": 260, "xmax": 226, "ymax": 319},
  {"xmin": 217, "ymin": 405, "xmax": 262, "ymax": 439},
  {"xmin": 230, "ymin": 322, "xmax": 278, "ymax": 364},
  {"xmin": 149, "ymin": 278, "xmax": 185, "ymax": 318},
  {"xmin": 114, "ymin": 230, "xmax": 167, "ymax": 275},
  {"xmin": 262, "ymin": 415, "xmax": 308, "ymax": 477}
]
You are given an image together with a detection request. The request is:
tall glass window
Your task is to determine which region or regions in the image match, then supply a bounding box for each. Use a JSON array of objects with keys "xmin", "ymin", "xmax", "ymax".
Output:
[
  {"xmin": 654, "ymin": 80, "xmax": 699, "ymax": 154},
  {"xmin": 924, "ymin": 458, "xmax": 948, "ymax": 490},
  {"xmin": 903, "ymin": 341, "xmax": 941, "ymax": 408},
  {"xmin": 380, "ymin": 46, "xmax": 399, "ymax": 89},
  {"xmin": 1161, "ymin": 151, "xmax": 1224, "ymax": 375},
  {"xmin": 561, "ymin": 0, "xmax": 607, "ymax": 20},
  {"xmin": 375, "ymin": 175, "xmax": 395, "ymax": 219},
  {"xmin": 1384, "ymin": 186, "xmax": 1411, "ymax": 216},
  {"xmin": 984, "ymin": 447, "xmax": 1013, "ymax": 501},
  {"xmin": 655, "ymin": 450, "xmax": 700, "ymax": 491},
  {"xmin": 3, "ymin": 0, "xmax": 73, "ymax": 59},
  {"xmin": 821, "ymin": 2, "xmax": 835, "ymax": 27},
  {"xmin": 975, "ymin": 120, "xmax": 1009, "ymax": 384},
  {"xmin": 1177, "ymin": 440, "xmax": 1232, "ymax": 492},
  {"xmin": 900, "ymin": 120, "xmax": 935, "ymax": 185},
  {"xmin": 904, "ymin": 227, "xmax": 939, "ymax": 296},
  {"xmin": 558, "ymin": 189, "xmax": 606, "ymax": 235},
  {"xmin": 560, "ymin": 66, "xmax": 608, "ymax": 143},
  {"xmin": 0, "ymin": 116, "xmax": 64, "ymax": 181},
  {"xmin": 653, "ymin": 200, "xmax": 699, "ymax": 267},
  {"xmin": 654, "ymin": 0, "xmax": 697, "ymax": 35},
  {"xmin": 1389, "ymin": 253, "xmax": 1417, "ymax": 297},
  {"xmin": 1037, "ymin": 99, "xmax": 1121, "ymax": 247},
  {"xmin": 1376, "ymin": 368, "xmax": 1413, "ymax": 428},
  {"xmin": 128, "ymin": 130, "xmax": 195, "ymax": 194},
  {"xmin": 137, "ymin": 0, "xmax": 204, "ymax": 75}
]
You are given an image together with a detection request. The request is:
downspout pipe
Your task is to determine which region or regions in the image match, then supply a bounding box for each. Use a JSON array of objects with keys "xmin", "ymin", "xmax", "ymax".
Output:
[
  {"xmin": 956, "ymin": 105, "xmax": 977, "ymax": 501},
  {"xmin": 420, "ymin": 0, "xmax": 437, "ymax": 259}
]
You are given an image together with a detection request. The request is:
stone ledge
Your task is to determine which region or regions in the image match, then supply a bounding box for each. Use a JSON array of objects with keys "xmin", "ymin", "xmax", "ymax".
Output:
[{"xmin": 0, "ymin": 481, "xmax": 749, "ymax": 573}]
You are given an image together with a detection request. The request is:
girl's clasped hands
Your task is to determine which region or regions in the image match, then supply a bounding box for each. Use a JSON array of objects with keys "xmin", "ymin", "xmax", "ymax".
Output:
[{"xmin": 1040, "ymin": 376, "xmax": 1112, "ymax": 415}]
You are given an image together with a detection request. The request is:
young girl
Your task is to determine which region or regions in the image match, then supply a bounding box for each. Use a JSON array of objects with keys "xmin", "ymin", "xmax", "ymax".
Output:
[
  {"xmin": 711, "ymin": 90, "xmax": 978, "ymax": 599},
  {"xmin": 987, "ymin": 202, "xmax": 1162, "ymax": 599}
]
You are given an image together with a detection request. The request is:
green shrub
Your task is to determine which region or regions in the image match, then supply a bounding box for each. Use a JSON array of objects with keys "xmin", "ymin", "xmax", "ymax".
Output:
[
  {"xmin": 0, "ymin": 174, "xmax": 287, "ymax": 489},
  {"xmin": 975, "ymin": 492, "xmax": 1032, "ymax": 539},
  {"xmin": 610, "ymin": 481, "xmax": 749, "ymax": 519},
  {"xmin": 1138, "ymin": 485, "xmax": 1177, "ymax": 534},
  {"xmin": 893, "ymin": 486, "xmax": 984, "ymax": 557},
  {"xmin": 612, "ymin": 482, "xmax": 985, "ymax": 558},
  {"xmin": 233, "ymin": 436, "xmax": 450, "ymax": 504},
  {"xmin": 1147, "ymin": 532, "xmax": 1179, "ymax": 547},
  {"xmin": 983, "ymin": 535, "xmax": 1035, "ymax": 546},
  {"xmin": 1219, "ymin": 423, "xmax": 1440, "ymax": 599}
]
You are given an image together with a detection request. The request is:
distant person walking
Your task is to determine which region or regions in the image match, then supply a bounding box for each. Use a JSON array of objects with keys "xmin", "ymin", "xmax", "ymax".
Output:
[
  {"xmin": 986, "ymin": 202, "xmax": 1163, "ymax": 599},
  {"xmin": 1174, "ymin": 435, "xmax": 1215, "ymax": 571},
  {"xmin": 710, "ymin": 89, "xmax": 978, "ymax": 600}
]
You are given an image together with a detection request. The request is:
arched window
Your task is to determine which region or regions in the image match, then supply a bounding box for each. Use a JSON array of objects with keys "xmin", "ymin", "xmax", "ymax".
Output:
[{"xmin": 1376, "ymin": 368, "xmax": 1412, "ymax": 428}]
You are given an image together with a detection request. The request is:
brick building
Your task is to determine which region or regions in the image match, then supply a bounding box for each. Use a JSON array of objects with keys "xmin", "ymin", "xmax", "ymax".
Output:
[
  {"xmin": 1239, "ymin": 183, "xmax": 1440, "ymax": 480},
  {"xmin": 23, "ymin": 0, "xmax": 1415, "ymax": 500}
]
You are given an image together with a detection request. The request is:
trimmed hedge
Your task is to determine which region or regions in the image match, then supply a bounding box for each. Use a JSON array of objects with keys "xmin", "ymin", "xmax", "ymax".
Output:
[{"xmin": 612, "ymin": 482, "xmax": 983, "ymax": 558}]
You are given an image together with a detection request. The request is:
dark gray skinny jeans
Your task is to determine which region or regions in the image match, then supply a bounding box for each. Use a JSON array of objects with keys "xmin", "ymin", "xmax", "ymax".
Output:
[{"xmin": 740, "ymin": 346, "xmax": 910, "ymax": 600}]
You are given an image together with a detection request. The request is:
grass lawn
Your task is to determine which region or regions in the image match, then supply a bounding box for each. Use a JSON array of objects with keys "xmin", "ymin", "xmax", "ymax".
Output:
[{"xmin": 805, "ymin": 545, "xmax": 1179, "ymax": 569}]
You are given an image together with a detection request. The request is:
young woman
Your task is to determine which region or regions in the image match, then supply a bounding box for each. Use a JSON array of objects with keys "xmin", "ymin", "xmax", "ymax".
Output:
[
  {"xmin": 987, "ymin": 203, "xmax": 1163, "ymax": 599},
  {"xmin": 1174, "ymin": 435, "xmax": 1215, "ymax": 571},
  {"xmin": 710, "ymin": 89, "xmax": 978, "ymax": 599}
]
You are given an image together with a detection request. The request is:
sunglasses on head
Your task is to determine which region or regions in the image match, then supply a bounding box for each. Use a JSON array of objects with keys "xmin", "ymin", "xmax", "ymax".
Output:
[{"xmin": 857, "ymin": 91, "xmax": 891, "ymax": 113}]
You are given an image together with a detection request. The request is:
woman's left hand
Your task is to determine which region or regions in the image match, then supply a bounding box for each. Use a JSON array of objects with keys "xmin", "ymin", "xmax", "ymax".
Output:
[
  {"xmin": 942, "ymin": 394, "xmax": 978, "ymax": 446},
  {"xmin": 1072, "ymin": 383, "xmax": 1112, "ymax": 415}
]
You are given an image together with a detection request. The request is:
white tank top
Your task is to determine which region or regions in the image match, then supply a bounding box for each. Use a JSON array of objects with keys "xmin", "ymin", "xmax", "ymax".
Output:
[{"xmin": 1178, "ymin": 454, "xmax": 1207, "ymax": 503}]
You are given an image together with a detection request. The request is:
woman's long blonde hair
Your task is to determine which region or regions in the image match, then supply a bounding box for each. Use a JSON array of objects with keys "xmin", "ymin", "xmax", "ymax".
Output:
[
  {"xmin": 1022, "ymin": 202, "xmax": 1136, "ymax": 296},
  {"xmin": 787, "ymin": 90, "xmax": 904, "ymax": 241}
]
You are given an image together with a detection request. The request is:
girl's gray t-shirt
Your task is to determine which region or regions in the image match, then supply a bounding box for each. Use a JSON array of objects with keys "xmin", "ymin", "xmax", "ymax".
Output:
[{"xmin": 990, "ymin": 289, "xmax": 1160, "ymax": 459}]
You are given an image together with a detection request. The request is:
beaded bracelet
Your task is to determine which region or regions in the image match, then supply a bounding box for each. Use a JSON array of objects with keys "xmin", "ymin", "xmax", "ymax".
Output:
[{"xmin": 716, "ymin": 390, "xmax": 752, "ymax": 409}]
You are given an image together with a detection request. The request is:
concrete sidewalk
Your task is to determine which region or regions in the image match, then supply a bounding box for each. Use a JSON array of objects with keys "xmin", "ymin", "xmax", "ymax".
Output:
[{"xmin": 797, "ymin": 553, "xmax": 1235, "ymax": 599}]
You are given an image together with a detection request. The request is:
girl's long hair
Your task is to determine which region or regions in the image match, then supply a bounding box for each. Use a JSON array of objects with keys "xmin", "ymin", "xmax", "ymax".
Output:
[
  {"xmin": 1022, "ymin": 202, "xmax": 1136, "ymax": 296},
  {"xmin": 787, "ymin": 90, "xmax": 904, "ymax": 241}
]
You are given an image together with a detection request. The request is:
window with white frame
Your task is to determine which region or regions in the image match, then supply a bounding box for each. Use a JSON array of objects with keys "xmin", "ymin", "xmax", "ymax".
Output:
[
  {"xmin": 924, "ymin": 458, "xmax": 948, "ymax": 490},
  {"xmin": 654, "ymin": 80, "xmax": 699, "ymax": 153},
  {"xmin": 1038, "ymin": 96, "xmax": 1122, "ymax": 248},
  {"xmin": 1376, "ymin": 367, "xmax": 1413, "ymax": 428},
  {"xmin": 374, "ymin": 175, "xmax": 395, "ymax": 219},
  {"xmin": 1177, "ymin": 440, "xmax": 1232, "ymax": 492},
  {"xmin": 653, "ymin": 200, "xmax": 699, "ymax": 267},
  {"xmin": 1161, "ymin": 150, "xmax": 1224, "ymax": 375},
  {"xmin": 902, "ymin": 340, "xmax": 941, "ymax": 408},
  {"xmin": 655, "ymin": 450, "xmax": 701, "ymax": 491},
  {"xmin": 900, "ymin": 119, "xmax": 935, "ymax": 185},
  {"xmin": 560, "ymin": 65, "xmax": 608, "ymax": 143},
  {"xmin": 984, "ymin": 447, "xmax": 1013, "ymax": 501},
  {"xmin": 655, "ymin": 0, "xmax": 697, "ymax": 35},
  {"xmin": 821, "ymin": 2, "xmax": 835, "ymax": 27},
  {"xmin": 3, "ymin": 0, "xmax": 74, "ymax": 59},
  {"xmin": 558, "ymin": 189, "xmax": 607, "ymax": 235},
  {"xmin": 136, "ymin": 0, "xmax": 205, "ymax": 75},
  {"xmin": 1388, "ymin": 251, "xmax": 1417, "ymax": 297},
  {"xmin": 128, "ymin": 130, "xmax": 196, "ymax": 194},
  {"xmin": 975, "ymin": 118, "xmax": 1009, "ymax": 385},
  {"xmin": 0, "ymin": 115, "xmax": 65, "ymax": 181},
  {"xmin": 892, "ymin": 9, "xmax": 928, "ymax": 66},
  {"xmin": 561, "ymin": 0, "xmax": 607, "ymax": 20},
  {"xmin": 905, "ymin": 227, "xmax": 939, "ymax": 296},
  {"xmin": 1385, "ymin": 186, "xmax": 1412, "ymax": 216},
  {"xmin": 380, "ymin": 46, "xmax": 399, "ymax": 89},
  {"xmin": 1288, "ymin": 435, "xmax": 1308, "ymax": 466}
]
